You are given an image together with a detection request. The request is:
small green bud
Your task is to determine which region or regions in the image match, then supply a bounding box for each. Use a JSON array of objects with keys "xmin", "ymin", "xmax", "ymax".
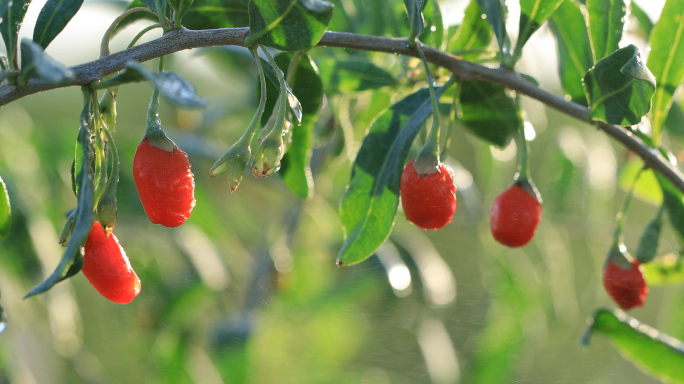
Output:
[
  {"xmin": 210, "ymin": 138, "xmax": 252, "ymax": 192},
  {"xmin": 96, "ymin": 193, "xmax": 117, "ymax": 236},
  {"xmin": 252, "ymin": 135, "xmax": 284, "ymax": 178}
]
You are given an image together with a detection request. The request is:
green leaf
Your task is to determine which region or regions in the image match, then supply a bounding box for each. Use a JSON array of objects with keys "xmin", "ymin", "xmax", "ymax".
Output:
[
  {"xmin": 32, "ymin": 0, "xmax": 84, "ymax": 49},
  {"xmin": 275, "ymin": 53, "xmax": 322, "ymax": 199},
  {"xmin": 643, "ymin": 254, "xmax": 684, "ymax": 285},
  {"xmin": 19, "ymin": 38, "xmax": 74, "ymax": 85},
  {"xmin": 259, "ymin": 57, "xmax": 303, "ymax": 123},
  {"xmin": 514, "ymin": 0, "xmax": 563, "ymax": 61},
  {"xmin": 656, "ymin": 172, "xmax": 684, "ymax": 243},
  {"xmin": 25, "ymin": 96, "xmax": 95, "ymax": 298},
  {"xmin": 583, "ymin": 309, "xmax": 684, "ymax": 383},
  {"xmin": 586, "ymin": 0, "xmax": 628, "ymax": 63},
  {"xmin": 583, "ymin": 45, "xmax": 656, "ymax": 126},
  {"xmin": 182, "ymin": 0, "xmax": 249, "ymax": 29},
  {"xmin": 337, "ymin": 85, "xmax": 448, "ymax": 266},
  {"xmin": 0, "ymin": 177, "xmax": 10, "ymax": 238},
  {"xmin": 665, "ymin": 102, "xmax": 684, "ymax": 138},
  {"xmin": 475, "ymin": 0, "xmax": 511, "ymax": 63},
  {"xmin": 169, "ymin": 0, "xmax": 195, "ymax": 20},
  {"xmin": 403, "ymin": 0, "xmax": 427, "ymax": 40},
  {"xmin": 113, "ymin": 0, "xmax": 158, "ymax": 36},
  {"xmin": 635, "ymin": 205, "xmax": 664, "ymax": 264},
  {"xmin": 316, "ymin": 57, "xmax": 397, "ymax": 94},
  {"xmin": 647, "ymin": 0, "xmax": 684, "ymax": 144},
  {"xmin": 458, "ymin": 80, "xmax": 521, "ymax": 147},
  {"xmin": 141, "ymin": 0, "xmax": 167, "ymax": 17},
  {"xmin": 549, "ymin": 0, "xmax": 593, "ymax": 106},
  {"xmin": 246, "ymin": 0, "xmax": 334, "ymax": 51},
  {"xmin": 0, "ymin": 0, "xmax": 32, "ymax": 65},
  {"xmin": 123, "ymin": 61, "xmax": 208, "ymax": 108},
  {"xmin": 448, "ymin": 0, "xmax": 492, "ymax": 60},
  {"xmin": 630, "ymin": 1, "xmax": 653, "ymax": 38},
  {"xmin": 418, "ymin": 0, "xmax": 446, "ymax": 50}
]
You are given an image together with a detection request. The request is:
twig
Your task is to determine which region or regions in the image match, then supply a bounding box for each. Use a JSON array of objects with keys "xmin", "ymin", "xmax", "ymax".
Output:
[{"xmin": 0, "ymin": 28, "xmax": 682, "ymax": 194}]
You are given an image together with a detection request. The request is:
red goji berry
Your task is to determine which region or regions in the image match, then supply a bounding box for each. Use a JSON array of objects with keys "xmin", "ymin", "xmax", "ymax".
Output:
[
  {"xmin": 133, "ymin": 138, "xmax": 196, "ymax": 227},
  {"xmin": 490, "ymin": 184, "xmax": 542, "ymax": 247},
  {"xmin": 603, "ymin": 255, "xmax": 647, "ymax": 310},
  {"xmin": 82, "ymin": 222, "xmax": 141, "ymax": 304},
  {"xmin": 400, "ymin": 158, "xmax": 457, "ymax": 230}
]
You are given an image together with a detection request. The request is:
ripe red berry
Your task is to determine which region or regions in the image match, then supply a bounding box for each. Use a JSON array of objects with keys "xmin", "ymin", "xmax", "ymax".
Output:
[
  {"xmin": 400, "ymin": 159, "xmax": 457, "ymax": 230},
  {"xmin": 603, "ymin": 255, "xmax": 647, "ymax": 310},
  {"xmin": 490, "ymin": 184, "xmax": 542, "ymax": 247},
  {"xmin": 133, "ymin": 138, "xmax": 196, "ymax": 227},
  {"xmin": 82, "ymin": 222, "xmax": 141, "ymax": 304}
]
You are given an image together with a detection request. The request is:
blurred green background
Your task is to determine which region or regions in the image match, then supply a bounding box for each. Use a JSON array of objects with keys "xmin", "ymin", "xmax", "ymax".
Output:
[{"xmin": 0, "ymin": 0, "xmax": 680, "ymax": 383}]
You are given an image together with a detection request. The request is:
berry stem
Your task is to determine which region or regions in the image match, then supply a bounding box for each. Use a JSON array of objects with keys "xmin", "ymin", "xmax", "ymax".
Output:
[
  {"xmin": 413, "ymin": 42, "xmax": 441, "ymax": 175},
  {"xmin": 261, "ymin": 47, "xmax": 288, "ymax": 139},
  {"xmin": 612, "ymin": 165, "xmax": 645, "ymax": 247}
]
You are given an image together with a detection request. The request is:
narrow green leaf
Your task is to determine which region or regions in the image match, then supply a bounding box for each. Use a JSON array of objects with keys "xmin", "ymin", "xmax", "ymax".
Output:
[
  {"xmin": 123, "ymin": 61, "xmax": 208, "ymax": 108},
  {"xmin": 338, "ymin": 85, "xmax": 449, "ymax": 266},
  {"xmin": 32, "ymin": 0, "xmax": 84, "ymax": 49},
  {"xmin": 449, "ymin": 0, "xmax": 492, "ymax": 60},
  {"xmin": 458, "ymin": 80, "xmax": 521, "ymax": 147},
  {"xmin": 141, "ymin": 0, "xmax": 167, "ymax": 17},
  {"xmin": 316, "ymin": 57, "xmax": 397, "ymax": 94},
  {"xmin": 647, "ymin": 0, "xmax": 684, "ymax": 144},
  {"xmin": 635, "ymin": 205, "xmax": 664, "ymax": 264},
  {"xmin": 403, "ymin": 0, "xmax": 427, "ymax": 40},
  {"xmin": 272, "ymin": 53, "xmax": 322, "ymax": 199},
  {"xmin": 259, "ymin": 57, "xmax": 303, "ymax": 123},
  {"xmin": 583, "ymin": 309, "xmax": 684, "ymax": 383},
  {"xmin": 665, "ymin": 102, "xmax": 684, "ymax": 138},
  {"xmin": 19, "ymin": 38, "xmax": 74, "ymax": 85},
  {"xmin": 0, "ymin": 177, "xmax": 10, "ymax": 238},
  {"xmin": 630, "ymin": 1, "xmax": 653, "ymax": 38},
  {"xmin": 583, "ymin": 45, "xmax": 656, "ymax": 126},
  {"xmin": 0, "ymin": 0, "xmax": 32, "ymax": 64},
  {"xmin": 656, "ymin": 172, "xmax": 684, "ymax": 243},
  {"xmin": 182, "ymin": 0, "xmax": 249, "ymax": 29},
  {"xmin": 586, "ymin": 0, "xmax": 628, "ymax": 63},
  {"xmin": 514, "ymin": 0, "xmax": 563, "ymax": 61},
  {"xmin": 643, "ymin": 254, "xmax": 684, "ymax": 285},
  {"xmin": 25, "ymin": 97, "xmax": 95, "ymax": 298},
  {"xmin": 418, "ymin": 0, "xmax": 446, "ymax": 50},
  {"xmin": 549, "ymin": 0, "xmax": 593, "ymax": 106},
  {"xmin": 246, "ymin": 0, "xmax": 334, "ymax": 51},
  {"xmin": 169, "ymin": 0, "xmax": 195, "ymax": 20},
  {"xmin": 475, "ymin": 0, "xmax": 511, "ymax": 63}
]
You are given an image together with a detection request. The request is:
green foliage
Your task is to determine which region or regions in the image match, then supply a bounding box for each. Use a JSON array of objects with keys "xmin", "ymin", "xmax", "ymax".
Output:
[
  {"xmin": 449, "ymin": 0, "xmax": 492, "ymax": 60},
  {"xmin": 514, "ymin": 0, "xmax": 563, "ymax": 62},
  {"xmin": 586, "ymin": 0, "xmax": 628, "ymax": 63},
  {"xmin": 32, "ymin": 0, "xmax": 84, "ymax": 49},
  {"xmin": 19, "ymin": 38, "xmax": 73, "ymax": 85},
  {"xmin": 0, "ymin": 177, "xmax": 9, "ymax": 238},
  {"xmin": 316, "ymin": 57, "xmax": 397, "ymax": 94},
  {"xmin": 246, "ymin": 0, "xmax": 334, "ymax": 51},
  {"xmin": 338, "ymin": 85, "xmax": 448, "ymax": 266},
  {"xmin": 583, "ymin": 45, "xmax": 655, "ymax": 126},
  {"xmin": 646, "ymin": 0, "xmax": 684, "ymax": 144},
  {"xmin": 476, "ymin": 0, "xmax": 511, "ymax": 64},
  {"xmin": 635, "ymin": 205, "xmax": 663, "ymax": 264},
  {"xmin": 583, "ymin": 309, "xmax": 684, "ymax": 383},
  {"xmin": 182, "ymin": 0, "xmax": 249, "ymax": 29},
  {"xmin": 0, "ymin": 0, "xmax": 31, "ymax": 66},
  {"xmin": 273, "ymin": 53, "xmax": 322, "ymax": 199},
  {"xmin": 549, "ymin": 0, "xmax": 593, "ymax": 105},
  {"xmin": 458, "ymin": 80, "xmax": 520, "ymax": 147}
]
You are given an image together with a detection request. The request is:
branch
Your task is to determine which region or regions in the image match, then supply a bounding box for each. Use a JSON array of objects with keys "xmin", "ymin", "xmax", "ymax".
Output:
[{"xmin": 2, "ymin": 27, "xmax": 683, "ymax": 194}]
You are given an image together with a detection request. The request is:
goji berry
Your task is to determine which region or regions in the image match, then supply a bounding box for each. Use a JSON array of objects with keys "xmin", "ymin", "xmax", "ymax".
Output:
[
  {"xmin": 82, "ymin": 222, "xmax": 141, "ymax": 304},
  {"xmin": 133, "ymin": 138, "xmax": 196, "ymax": 227},
  {"xmin": 400, "ymin": 158, "xmax": 457, "ymax": 230},
  {"xmin": 490, "ymin": 184, "xmax": 542, "ymax": 247},
  {"xmin": 603, "ymin": 254, "xmax": 647, "ymax": 310}
]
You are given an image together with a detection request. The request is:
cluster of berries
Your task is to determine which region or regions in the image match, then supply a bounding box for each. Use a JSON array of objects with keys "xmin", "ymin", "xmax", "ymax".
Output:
[
  {"xmin": 400, "ymin": 158, "xmax": 542, "ymax": 247},
  {"xmin": 82, "ymin": 137, "xmax": 195, "ymax": 304}
]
